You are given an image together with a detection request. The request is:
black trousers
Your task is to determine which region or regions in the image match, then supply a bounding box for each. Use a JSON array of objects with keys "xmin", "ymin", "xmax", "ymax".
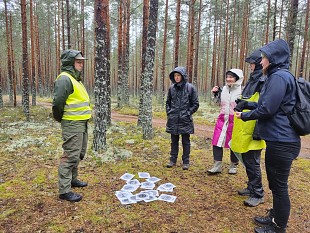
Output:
[
  {"xmin": 242, "ymin": 150, "xmax": 264, "ymax": 198},
  {"xmin": 170, "ymin": 134, "xmax": 190, "ymax": 164},
  {"xmin": 265, "ymin": 141, "xmax": 300, "ymax": 228},
  {"xmin": 213, "ymin": 145, "xmax": 239, "ymax": 163}
]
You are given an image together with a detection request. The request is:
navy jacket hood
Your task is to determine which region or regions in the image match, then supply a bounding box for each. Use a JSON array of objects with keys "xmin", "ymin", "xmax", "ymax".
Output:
[
  {"xmin": 260, "ymin": 39, "xmax": 290, "ymax": 71},
  {"xmin": 245, "ymin": 49, "xmax": 262, "ymax": 70}
]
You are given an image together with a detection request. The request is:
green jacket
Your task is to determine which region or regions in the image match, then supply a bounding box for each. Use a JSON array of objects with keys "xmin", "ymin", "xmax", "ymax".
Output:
[{"xmin": 52, "ymin": 50, "xmax": 85, "ymax": 123}]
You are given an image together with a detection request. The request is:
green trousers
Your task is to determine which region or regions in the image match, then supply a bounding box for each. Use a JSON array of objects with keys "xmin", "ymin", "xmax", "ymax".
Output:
[{"xmin": 58, "ymin": 121, "xmax": 88, "ymax": 194}]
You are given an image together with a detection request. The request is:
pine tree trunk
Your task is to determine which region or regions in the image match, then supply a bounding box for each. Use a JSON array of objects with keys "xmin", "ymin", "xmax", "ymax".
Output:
[
  {"xmin": 141, "ymin": 0, "xmax": 158, "ymax": 140},
  {"xmin": 138, "ymin": 0, "xmax": 149, "ymax": 126},
  {"xmin": 160, "ymin": 0, "xmax": 168, "ymax": 105},
  {"xmin": 4, "ymin": 0, "xmax": 13, "ymax": 105},
  {"xmin": 93, "ymin": 0, "xmax": 111, "ymax": 152},
  {"xmin": 66, "ymin": 0, "xmax": 71, "ymax": 49},
  {"xmin": 174, "ymin": 0, "xmax": 181, "ymax": 67},
  {"xmin": 117, "ymin": 1, "xmax": 123, "ymax": 108},
  {"xmin": 298, "ymin": 0, "xmax": 309, "ymax": 77},
  {"xmin": 21, "ymin": 0, "xmax": 30, "ymax": 121},
  {"xmin": 193, "ymin": 0, "xmax": 202, "ymax": 88},
  {"xmin": 286, "ymin": 0, "xmax": 298, "ymax": 64},
  {"xmin": 30, "ymin": 0, "xmax": 36, "ymax": 106}
]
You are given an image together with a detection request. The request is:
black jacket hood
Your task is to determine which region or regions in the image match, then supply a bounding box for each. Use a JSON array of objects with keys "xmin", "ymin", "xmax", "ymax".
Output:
[
  {"xmin": 169, "ymin": 66, "xmax": 188, "ymax": 86},
  {"xmin": 259, "ymin": 39, "xmax": 290, "ymax": 72},
  {"xmin": 60, "ymin": 50, "xmax": 84, "ymax": 80}
]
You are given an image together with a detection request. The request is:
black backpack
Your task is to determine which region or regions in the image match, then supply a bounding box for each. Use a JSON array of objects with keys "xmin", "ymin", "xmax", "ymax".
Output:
[{"xmin": 281, "ymin": 77, "xmax": 310, "ymax": 136}]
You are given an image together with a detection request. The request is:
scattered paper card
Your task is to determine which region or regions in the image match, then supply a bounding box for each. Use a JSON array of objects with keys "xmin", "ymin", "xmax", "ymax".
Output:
[
  {"xmin": 138, "ymin": 172, "xmax": 150, "ymax": 179},
  {"xmin": 157, "ymin": 183, "xmax": 176, "ymax": 192},
  {"xmin": 121, "ymin": 184, "xmax": 139, "ymax": 192},
  {"xmin": 120, "ymin": 173, "xmax": 135, "ymax": 181},
  {"xmin": 140, "ymin": 181, "xmax": 155, "ymax": 190},
  {"xmin": 127, "ymin": 179, "xmax": 141, "ymax": 186},
  {"xmin": 146, "ymin": 176, "xmax": 161, "ymax": 183},
  {"xmin": 116, "ymin": 172, "xmax": 176, "ymax": 205},
  {"xmin": 158, "ymin": 194, "xmax": 177, "ymax": 203}
]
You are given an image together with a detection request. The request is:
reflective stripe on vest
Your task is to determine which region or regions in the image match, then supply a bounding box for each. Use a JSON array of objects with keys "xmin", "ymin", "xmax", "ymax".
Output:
[{"xmin": 56, "ymin": 72, "xmax": 91, "ymax": 121}]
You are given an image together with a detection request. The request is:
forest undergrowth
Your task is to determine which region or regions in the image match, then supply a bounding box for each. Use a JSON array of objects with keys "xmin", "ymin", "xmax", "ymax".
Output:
[{"xmin": 0, "ymin": 104, "xmax": 309, "ymax": 233}]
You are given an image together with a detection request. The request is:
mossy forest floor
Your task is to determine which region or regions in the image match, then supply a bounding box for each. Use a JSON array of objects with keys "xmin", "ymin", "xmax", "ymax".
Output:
[{"xmin": 0, "ymin": 100, "xmax": 309, "ymax": 233}]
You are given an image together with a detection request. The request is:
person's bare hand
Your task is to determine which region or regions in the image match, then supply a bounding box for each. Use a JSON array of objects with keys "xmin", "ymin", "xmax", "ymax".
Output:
[
  {"xmin": 211, "ymin": 86, "xmax": 219, "ymax": 93},
  {"xmin": 235, "ymin": 112, "xmax": 242, "ymax": 119}
]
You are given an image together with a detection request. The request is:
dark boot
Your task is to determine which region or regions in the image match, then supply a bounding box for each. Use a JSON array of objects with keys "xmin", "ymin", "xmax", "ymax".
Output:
[
  {"xmin": 71, "ymin": 180, "xmax": 88, "ymax": 188},
  {"xmin": 254, "ymin": 208, "xmax": 274, "ymax": 225},
  {"xmin": 254, "ymin": 222, "xmax": 286, "ymax": 233},
  {"xmin": 59, "ymin": 191, "xmax": 82, "ymax": 202}
]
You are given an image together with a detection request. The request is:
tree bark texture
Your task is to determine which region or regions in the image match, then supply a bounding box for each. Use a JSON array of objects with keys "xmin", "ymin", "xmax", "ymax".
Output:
[
  {"xmin": 93, "ymin": 0, "xmax": 111, "ymax": 152},
  {"xmin": 21, "ymin": 0, "xmax": 30, "ymax": 121},
  {"xmin": 140, "ymin": 0, "xmax": 158, "ymax": 140}
]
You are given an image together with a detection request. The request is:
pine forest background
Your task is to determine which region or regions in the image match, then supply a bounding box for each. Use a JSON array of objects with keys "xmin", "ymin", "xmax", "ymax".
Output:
[{"xmin": 0, "ymin": 0, "xmax": 309, "ymax": 145}]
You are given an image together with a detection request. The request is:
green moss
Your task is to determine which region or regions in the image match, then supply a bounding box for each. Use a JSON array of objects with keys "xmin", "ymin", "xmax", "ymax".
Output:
[{"xmin": 0, "ymin": 209, "xmax": 17, "ymax": 220}]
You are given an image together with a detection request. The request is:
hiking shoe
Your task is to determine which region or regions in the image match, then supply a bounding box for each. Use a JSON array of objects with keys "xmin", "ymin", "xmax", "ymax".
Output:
[
  {"xmin": 71, "ymin": 180, "xmax": 88, "ymax": 188},
  {"xmin": 228, "ymin": 163, "xmax": 237, "ymax": 174},
  {"xmin": 182, "ymin": 164, "xmax": 190, "ymax": 170},
  {"xmin": 238, "ymin": 188, "xmax": 251, "ymax": 196},
  {"xmin": 254, "ymin": 222, "xmax": 286, "ymax": 233},
  {"xmin": 59, "ymin": 191, "xmax": 82, "ymax": 202},
  {"xmin": 244, "ymin": 196, "xmax": 264, "ymax": 207},
  {"xmin": 254, "ymin": 208, "xmax": 274, "ymax": 225},
  {"xmin": 166, "ymin": 161, "xmax": 176, "ymax": 168}
]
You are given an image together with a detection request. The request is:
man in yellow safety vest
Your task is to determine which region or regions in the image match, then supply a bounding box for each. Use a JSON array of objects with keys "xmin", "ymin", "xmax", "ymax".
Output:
[{"xmin": 52, "ymin": 50, "xmax": 91, "ymax": 202}]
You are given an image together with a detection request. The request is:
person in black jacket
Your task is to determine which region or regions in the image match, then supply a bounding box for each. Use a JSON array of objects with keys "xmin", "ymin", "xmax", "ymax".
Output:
[
  {"xmin": 235, "ymin": 49, "xmax": 265, "ymax": 207},
  {"xmin": 165, "ymin": 67, "xmax": 199, "ymax": 170},
  {"xmin": 236, "ymin": 39, "xmax": 301, "ymax": 233}
]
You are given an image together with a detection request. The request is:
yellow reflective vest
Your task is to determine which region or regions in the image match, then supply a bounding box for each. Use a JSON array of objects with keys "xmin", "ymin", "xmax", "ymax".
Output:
[
  {"xmin": 230, "ymin": 92, "xmax": 266, "ymax": 153},
  {"xmin": 56, "ymin": 72, "xmax": 91, "ymax": 121}
]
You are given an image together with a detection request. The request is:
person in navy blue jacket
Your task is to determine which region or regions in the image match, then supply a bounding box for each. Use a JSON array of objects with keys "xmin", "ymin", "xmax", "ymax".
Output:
[{"xmin": 235, "ymin": 39, "xmax": 300, "ymax": 233}]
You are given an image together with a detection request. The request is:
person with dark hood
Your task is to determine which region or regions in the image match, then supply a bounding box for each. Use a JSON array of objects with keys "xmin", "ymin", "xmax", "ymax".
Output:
[
  {"xmin": 52, "ymin": 50, "xmax": 91, "ymax": 202},
  {"xmin": 165, "ymin": 66, "xmax": 199, "ymax": 170},
  {"xmin": 236, "ymin": 39, "xmax": 301, "ymax": 233},
  {"xmin": 231, "ymin": 49, "xmax": 266, "ymax": 207},
  {"xmin": 207, "ymin": 69, "xmax": 243, "ymax": 175}
]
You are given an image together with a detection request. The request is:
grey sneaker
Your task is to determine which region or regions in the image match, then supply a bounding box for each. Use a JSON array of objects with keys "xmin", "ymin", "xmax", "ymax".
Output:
[
  {"xmin": 238, "ymin": 188, "xmax": 251, "ymax": 196},
  {"xmin": 228, "ymin": 163, "xmax": 238, "ymax": 174},
  {"xmin": 182, "ymin": 164, "xmax": 190, "ymax": 170},
  {"xmin": 244, "ymin": 197, "xmax": 264, "ymax": 207},
  {"xmin": 166, "ymin": 161, "xmax": 176, "ymax": 168}
]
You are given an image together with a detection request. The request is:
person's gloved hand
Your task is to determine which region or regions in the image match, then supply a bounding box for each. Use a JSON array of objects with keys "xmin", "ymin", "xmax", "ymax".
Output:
[{"xmin": 234, "ymin": 99, "xmax": 248, "ymax": 112}]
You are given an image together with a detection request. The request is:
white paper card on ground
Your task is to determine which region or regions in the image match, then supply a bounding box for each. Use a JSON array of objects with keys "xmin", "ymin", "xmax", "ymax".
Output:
[
  {"xmin": 138, "ymin": 172, "xmax": 150, "ymax": 179},
  {"xmin": 126, "ymin": 179, "xmax": 141, "ymax": 186},
  {"xmin": 140, "ymin": 181, "xmax": 155, "ymax": 190},
  {"xmin": 136, "ymin": 192, "xmax": 149, "ymax": 201},
  {"xmin": 120, "ymin": 173, "xmax": 135, "ymax": 181},
  {"xmin": 158, "ymin": 194, "xmax": 177, "ymax": 203},
  {"xmin": 146, "ymin": 176, "xmax": 161, "ymax": 183},
  {"xmin": 119, "ymin": 197, "xmax": 136, "ymax": 205},
  {"xmin": 157, "ymin": 183, "xmax": 176, "ymax": 192},
  {"xmin": 141, "ymin": 190, "xmax": 159, "ymax": 197},
  {"xmin": 115, "ymin": 191, "xmax": 132, "ymax": 200},
  {"xmin": 121, "ymin": 184, "xmax": 139, "ymax": 192}
]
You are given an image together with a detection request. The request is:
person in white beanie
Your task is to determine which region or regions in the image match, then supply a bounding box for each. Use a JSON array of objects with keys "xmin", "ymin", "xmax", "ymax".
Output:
[{"xmin": 207, "ymin": 69, "xmax": 243, "ymax": 175}]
